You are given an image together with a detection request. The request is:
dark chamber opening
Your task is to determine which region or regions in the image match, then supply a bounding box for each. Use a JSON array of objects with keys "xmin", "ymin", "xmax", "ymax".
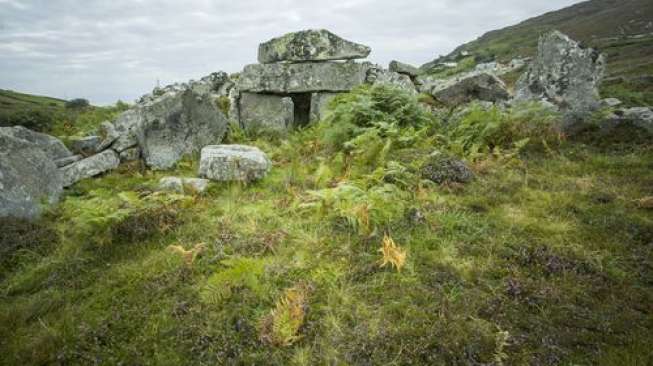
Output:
[{"xmin": 290, "ymin": 93, "xmax": 311, "ymax": 127}]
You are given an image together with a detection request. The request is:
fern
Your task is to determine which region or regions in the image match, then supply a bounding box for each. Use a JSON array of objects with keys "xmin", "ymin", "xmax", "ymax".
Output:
[
  {"xmin": 201, "ymin": 257, "xmax": 268, "ymax": 305},
  {"xmin": 259, "ymin": 283, "xmax": 310, "ymax": 347}
]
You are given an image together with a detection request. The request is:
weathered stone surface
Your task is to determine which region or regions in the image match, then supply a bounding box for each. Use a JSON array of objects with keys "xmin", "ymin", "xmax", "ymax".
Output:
[
  {"xmin": 199, "ymin": 145, "xmax": 271, "ymax": 182},
  {"xmin": 0, "ymin": 133, "xmax": 63, "ymax": 219},
  {"xmin": 111, "ymin": 109, "xmax": 140, "ymax": 152},
  {"xmin": 599, "ymin": 107, "xmax": 653, "ymax": 135},
  {"xmin": 239, "ymin": 93, "xmax": 294, "ymax": 131},
  {"xmin": 119, "ymin": 147, "xmax": 140, "ymax": 162},
  {"xmin": 601, "ymin": 98, "xmax": 622, "ymax": 108},
  {"xmin": 389, "ymin": 61, "xmax": 419, "ymax": 77},
  {"xmin": 258, "ymin": 29, "xmax": 371, "ymax": 64},
  {"xmin": 420, "ymin": 152, "xmax": 474, "ymax": 184},
  {"xmin": 95, "ymin": 121, "xmax": 120, "ymax": 152},
  {"xmin": 60, "ymin": 149, "xmax": 120, "ymax": 187},
  {"xmin": 158, "ymin": 177, "xmax": 210, "ymax": 194},
  {"xmin": 368, "ymin": 67, "xmax": 418, "ymax": 95},
  {"xmin": 237, "ymin": 62, "xmax": 371, "ymax": 93},
  {"xmin": 430, "ymin": 72, "xmax": 510, "ymax": 106},
  {"xmin": 70, "ymin": 136, "xmax": 102, "ymax": 156},
  {"xmin": 310, "ymin": 92, "xmax": 340, "ymax": 123},
  {"xmin": 1, "ymin": 126, "xmax": 72, "ymax": 161},
  {"xmin": 54, "ymin": 154, "xmax": 83, "ymax": 168},
  {"xmin": 515, "ymin": 31, "xmax": 605, "ymax": 122},
  {"xmin": 136, "ymin": 89, "xmax": 228, "ymax": 170}
]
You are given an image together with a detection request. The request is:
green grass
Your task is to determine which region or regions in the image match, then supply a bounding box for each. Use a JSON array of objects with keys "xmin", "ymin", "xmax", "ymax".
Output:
[{"xmin": 1, "ymin": 86, "xmax": 652, "ymax": 365}]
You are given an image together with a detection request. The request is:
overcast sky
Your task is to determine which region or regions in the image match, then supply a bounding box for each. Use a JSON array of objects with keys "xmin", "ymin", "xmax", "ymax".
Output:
[{"xmin": 0, "ymin": 0, "xmax": 581, "ymax": 105}]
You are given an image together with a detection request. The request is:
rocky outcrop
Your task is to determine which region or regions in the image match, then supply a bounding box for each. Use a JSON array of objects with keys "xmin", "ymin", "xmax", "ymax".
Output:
[
  {"xmin": 515, "ymin": 31, "xmax": 605, "ymax": 124},
  {"xmin": 0, "ymin": 131, "xmax": 63, "ymax": 219},
  {"xmin": 158, "ymin": 177, "xmax": 210, "ymax": 194},
  {"xmin": 239, "ymin": 93, "xmax": 294, "ymax": 131},
  {"xmin": 258, "ymin": 29, "xmax": 371, "ymax": 64},
  {"xmin": 430, "ymin": 72, "xmax": 510, "ymax": 106},
  {"xmin": 199, "ymin": 145, "xmax": 271, "ymax": 182},
  {"xmin": 389, "ymin": 61, "xmax": 419, "ymax": 78},
  {"xmin": 367, "ymin": 67, "xmax": 418, "ymax": 95},
  {"xmin": 70, "ymin": 136, "xmax": 102, "ymax": 156},
  {"xmin": 60, "ymin": 149, "xmax": 120, "ymax": 187},
  {"xmin": 1, "ymin": 126, "xmax": 72, "ymax": 161},
  {"xmin": 237, "ymin": 62, "xmax": 371, "ymax": 94}
]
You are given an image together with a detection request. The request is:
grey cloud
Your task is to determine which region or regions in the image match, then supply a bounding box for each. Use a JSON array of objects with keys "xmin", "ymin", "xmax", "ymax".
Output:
[{"xmin": 0, "ymin": 0, "xmax": 580, "ymax": 104}]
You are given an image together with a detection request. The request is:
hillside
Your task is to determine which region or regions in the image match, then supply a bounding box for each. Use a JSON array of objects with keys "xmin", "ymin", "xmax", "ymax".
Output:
[{"xmin": 426, "ymin": 0, "xmax": 653, "ymax": 105}]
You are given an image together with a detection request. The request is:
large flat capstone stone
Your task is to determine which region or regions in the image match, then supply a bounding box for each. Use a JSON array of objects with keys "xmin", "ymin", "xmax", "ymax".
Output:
[
  {"xmin": 258, "ymin": 29, "xmax": 371, "ymax": 64},
  {"xmin": 237, "ymin": 62, "xmax": 371, "ymax": 93},
  {"xmin": 199, "ymin": 145, "xmax": 271, "ymax": 182},
  {"xmin": 60, "ymin": 149, "xmax": 120, "ymax": 187},
  {"xmin": 239, "ymin": 93, "xmax": 294, "ymax": 131},
  {"xmin": 0, "ymin": 132, "xmax": 63, "ymax": 219}
]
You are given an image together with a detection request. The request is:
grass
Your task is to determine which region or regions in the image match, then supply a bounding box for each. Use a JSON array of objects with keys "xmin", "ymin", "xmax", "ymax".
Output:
[{"xmin": 1, "ymin": 86, "xmax": 652, "ymax": 365}]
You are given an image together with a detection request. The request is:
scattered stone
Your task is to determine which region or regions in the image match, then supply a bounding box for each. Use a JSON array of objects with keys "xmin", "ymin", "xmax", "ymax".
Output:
[
  {"xmin": 137, "ymin": 89, "xmax": 229, "ymax": 170},
  {"xmin": 515, "ymin": 31, "xmax": 605, "ymax": 125},
  {"xmin": 420, "ymin": 152, "xmax": 474, "ymax": 184},
  {"xmin": 389, "ymin": 61, "xmax": 419, "ymax": 78},
  {"xmin": 1, "ymin": 126, "xmax": 72, "ymax": 161},
  {"xmin": 54, "ymin": 154, "xmax": 83, "ymax": 168},
  {"xmin": 95, "ymin": 121, "xmax": 120, "ymax": 152},
  {"xmin": 599, "ymin": 107, "xmax": 653, "ymax": 135},
  {"xmin": 158, "ymin": 177, "xmax": 210, "ymax": 194},
  {"xmin": 258, "ymin": 29, "xmax": 371, "ymax": 64},
  {"xmin": 60, "ymin": 149, "xmax": 120, "ymax": 187},
  {"xmin": 239, "ymin": 93, "xmax": 294, "ymax": 131},
  {"xmin": 367, "ymin": 67, "xmax": 417, "ymax": 95},
  {"xmin": 199, "ymin": 145, "xmax": 271, "ymax": 182},
  {"xmin": 430, "ymin": 72, "xmax": 510, "ymax": 106},
  {"xmin": 119, "ymin": 147, "xmax": 140, "ymax": 162},
  {"xmin": 0, "ymin": 132, "xmax": 63, "ymax": 219},
  {"xmin": 601, "ymin": 98, "xmax": 623, "ymax": 108},
  {"xmin": 237, "ymin": 62, "xmax": 371, "ymax": 93},
  {"xmin": 70, "ymin": 136, "xmax": 102, "ymax": 156},
  {"xmin": 310, "ymin": 92, "xmax": 340, "ymax": 123}
]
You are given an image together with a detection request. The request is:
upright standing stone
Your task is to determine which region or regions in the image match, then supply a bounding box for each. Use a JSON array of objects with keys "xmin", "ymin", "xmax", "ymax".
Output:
[
  {"xmin": 258, "ymin": 29, "xmax": 371, "ymax": 64},
  {"xmin": 239, "ymin": 93, "xmax": 294, "ymax": 131},
  {"xmin": 310, "ymin": 92, "xmax": 340, "ymax": 123},
  {"xmin": 515, "ymin": 30, "xmax": 605, "ymax": 125}
]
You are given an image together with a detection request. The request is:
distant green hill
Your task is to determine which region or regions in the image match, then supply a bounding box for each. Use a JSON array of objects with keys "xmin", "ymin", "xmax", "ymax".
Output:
[{"xmin": 425, "ymin": 0, "xmax": 653, "ymax": 105}]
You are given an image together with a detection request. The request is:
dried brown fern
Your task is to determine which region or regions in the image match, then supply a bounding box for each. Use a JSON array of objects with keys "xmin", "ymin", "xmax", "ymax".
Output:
[
  {"xmin": 379, "ymin": 234, "xmax": 406, "ymax": 272},
  {"xmin": 259, "ymin": 283, "xmax": 310, "ymax": 347}
]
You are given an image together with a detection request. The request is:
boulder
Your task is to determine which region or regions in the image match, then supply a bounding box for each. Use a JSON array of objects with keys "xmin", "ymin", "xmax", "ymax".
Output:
[
  {"xmin": 70, "ymin": 136, "xmax": 102, "ymax": 156},
  {"xmin": 599, "ymin": 107, "xmax": 653, "ymax": 136},
  {"xmin": 515, "ymin": 31, "xmax": 605, "ymax": 123},
  {"xmin": 237, "ymin": 62, "xmax": 371, "ymax": 93},
  {"xmin": 54, "ymin": 154, "xmax": 83, "ymax": 168},
  {"xmin": 430, "ymin": 72, "xmax": 510, "ymax": 106},
  {"xmin": 111, "ymin": 109, "xmax": 140, "ymax": 152},
  {"xmin": 0, "ymin": 132, "xmax": 63, "ymax": 219},
  {"xmin": 601, "ymin": 98, "xmax": 622, "ymax": 108},
  {"xmin": 258, "ymin": 29, "xmax": 371, "ymax": 64},
  {"xmin": 119, "ymin": 147, "xmax": 140, "ymax": 162},
  {"xmin": 137, "ymin": 89, "xmax": 228, "ymax": 170},
  {"xmin": 239, "ymin": 93, "xmax": 294, "ymax": 131},
  {"xmin": 158, "ymin": 177, "xmax": 210, "ymax": 194},
  {"xmin": 60, "ymin": 149, "xmax": 120, "ymax": 187},
  {"xmin": 389, "ymin": 61, "xmax": 419, "ymax": 77},
  {"xmin": 310, "ymin": 92, "xmax": 340, "ymax": 123},
  {"xmin": 368, "ymin": 67, "xmax": 418, "ymax": 95},
  {"xmin": 1, "ymin": 126, "xmax": 72, "ymax": 161},
  {"xmin": 95, "ymin": 121, "xmax": 120, "ymax": 152},
  {"xmin": 420, "ymin": 152, "xmax": 474, "ymax": 184},
  {"xmin": 199, "ymin": 145, "xmax": 271, "ymax": 182}
]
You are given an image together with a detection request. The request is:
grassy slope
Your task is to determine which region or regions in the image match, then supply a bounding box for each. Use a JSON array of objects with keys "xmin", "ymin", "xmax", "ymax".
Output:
[
  {"xmin": 1, "ymin": 88, "xmax": 652, "ymax": 365},
  {"xmin": 432, "ymin": 0, "xmax": 653, "ymax": 105}
]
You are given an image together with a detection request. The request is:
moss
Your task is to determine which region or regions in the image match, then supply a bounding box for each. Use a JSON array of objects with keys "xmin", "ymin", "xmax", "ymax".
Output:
[{"xmin": 216, "ymin": 95, "xmax": 231, "ymax": 117}]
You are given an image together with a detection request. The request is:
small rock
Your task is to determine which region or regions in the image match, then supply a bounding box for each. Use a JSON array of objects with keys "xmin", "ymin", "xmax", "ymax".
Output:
[
  {"xmin": 601, "ymin": 98, "xmax": 622, "ymax": 108},
  {"xmin": 199, "ymin": 145, "xmax": 271, "ymax": 182},
  {"xmin": 158, "ymin": 177, "xmax": 210, "ymax": 194},
  {"xmin": 60, "ymin": 150, "xmax": 120, "ymax": 187},
  {"xmin": 54, "ymin": 154, "xmax": 83, "ymax": 168},
  {"xmin": 420, "ymin": 152, "xmax": 474, "ymax": 184},
  {"xmin": 389, "ymin": 61, "xmax": 419, "ymax": 77},
  {"xmin": 258, "ymin": 29, "xmax": 371, "ymax": 64}
]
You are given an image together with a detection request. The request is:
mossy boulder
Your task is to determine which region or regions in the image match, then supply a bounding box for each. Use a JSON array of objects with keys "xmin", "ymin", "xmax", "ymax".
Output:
[{"xmin": 420, "ymin": 152, "xmax": 474, "ymax": 184}]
